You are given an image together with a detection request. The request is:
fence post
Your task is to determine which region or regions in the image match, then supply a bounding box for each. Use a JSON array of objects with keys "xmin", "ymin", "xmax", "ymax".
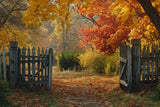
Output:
[
  {"xmin": 9, "ymin": 41, "xmax": 18, "ymax": 88},
  {"xmin": 48, "ymin": 48, "xmax": 53, "ymax": 90},
  {"xmin": 131, "ymin": 39, "xmax": 141, "ymax": 91}
]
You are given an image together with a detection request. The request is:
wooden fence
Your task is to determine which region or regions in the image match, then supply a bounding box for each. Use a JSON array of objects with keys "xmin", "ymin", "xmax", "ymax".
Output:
[
  {"xmin": 0, "ymin": 41, "xmax": 53, "ymax": 90},
  {"xmin": 120, "ymin": 39, "xmax": 160, "ymax": 92}
]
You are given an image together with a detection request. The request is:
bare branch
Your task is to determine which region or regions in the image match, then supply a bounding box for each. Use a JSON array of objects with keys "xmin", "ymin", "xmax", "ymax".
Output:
[
  {"xmin": 0, "ymin": 0, "xmax": 28, "ymax": 29},
  {"xmin": 81, "ymin": 14, "xmax": 101, "ymax": 27}
]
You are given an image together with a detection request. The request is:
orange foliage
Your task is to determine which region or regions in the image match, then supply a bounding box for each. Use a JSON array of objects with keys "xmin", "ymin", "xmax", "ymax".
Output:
[
  {"xmin": 77, "ymin": 0, "xmax": 160, "ymax": 54},
  {"xmin": 23, "ymin": 0, "xmax": 160, "ymax": 54}
]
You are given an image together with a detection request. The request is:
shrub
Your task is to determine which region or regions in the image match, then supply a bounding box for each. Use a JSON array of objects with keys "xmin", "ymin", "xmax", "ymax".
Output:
[
  {"xmin": 90, "ymin": 56, "xmax": 106, "ymax": 74},
  {"xmin": 0, "ymin": 76, "xmax": 10, "ymax": 104},
  {"xmin": 58, "ymin": 51, "xmax": 80, "ymax": 71},
  {"xmin": 105, "ymin": 51, "xmax": 119, "ymax": 76},
  {"xmin": 78, "ymin": 49, "xmax": 119, "ymax": 75}
]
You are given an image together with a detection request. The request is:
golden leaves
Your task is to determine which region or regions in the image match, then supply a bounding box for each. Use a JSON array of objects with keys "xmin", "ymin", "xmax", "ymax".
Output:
[{"xmin": 23, "ymin": 0, "xmax": 89, "ymax": 30}]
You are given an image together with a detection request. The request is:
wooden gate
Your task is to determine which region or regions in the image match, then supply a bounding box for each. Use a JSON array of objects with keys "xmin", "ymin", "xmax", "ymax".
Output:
[
  {"xmin": 120, "ymin": 43, "xmax": 132, "ymax": 90},
  {"xmin": 120, "ymin": 39, "xmax": 146, "ymax": 92},
  {"xmin": 0, "ymin": 41, "xmax": 53, "ymax": 90},
  {"xmin": 17, "ymin": 47, "xmax": 53, "ymax": 89}
]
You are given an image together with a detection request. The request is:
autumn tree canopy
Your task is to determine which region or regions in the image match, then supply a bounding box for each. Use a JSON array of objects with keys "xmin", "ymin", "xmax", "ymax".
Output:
[{"xmin": 22, "ymin": 0, "xmax": 160, "ymax": 55}]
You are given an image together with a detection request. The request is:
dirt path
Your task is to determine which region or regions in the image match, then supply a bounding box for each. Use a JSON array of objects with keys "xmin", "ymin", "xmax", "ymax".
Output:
[{"xmin": 52, "ymin": 71, "xmax": 120, "ymax": 107}]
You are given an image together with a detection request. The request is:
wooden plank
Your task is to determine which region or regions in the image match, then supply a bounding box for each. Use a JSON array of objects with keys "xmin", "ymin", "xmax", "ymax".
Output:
[
  {"xmin": 151, "ymin": 46, "xmax": 154, "ymax": 82},
  {"xmin": 32, "ymin": 47, "xmax": 35, "ymax": 86},
  {"xmin": 48, "ymin": 48, "xmax": 53, "ymax": 90},
  {"xmin": 155, "ymin": 45, "xmax": 159, "ymax": 82},
  {"xmin": 141, "ymin": 57, "xmax": 155, "ymax": 60},
  {"xmin": 18, "ymin": 55, "xmax": 46, "ymax": 58},
  {"xmin": 11, "ymin": 42, "xmax": 18, "ymax": 87},
  {"xmin": 37, "ymin": 48, "xmax": 40, "ymax": 86},
  {"xmin": 142, "ymin": 46, "xmax": 146, "ymax": 82},
  {"xmin": 28, "ymin": 48, "xmax": 31, "ymax": 82},
  {"xmin": 24, "ymin": 74, "xmax": 48, "ymax": 78},
  {"xmin": 136, "ymin": 45, "xmax": 141, "ymax": 85},
  {"xmin": 120, "ymin": 57, "xmax": 127, "ymax": 63},
  {"xmin": 127, "ymin": 45, "xmax": 132, "ymax": 91},
  {"xmin": 19, "ymin": 60, "xmax": 48, "ymax": 63},
  {"xmin": 119, "ymin": 43, "xmax": 128, "ymax": 88},
  {"xmin": 147, "ymin": 46, "xmax": 150, "ymax": 82},
  {"xmin": 41, "ymin": 48, "xmax": 44, "ymax": 86},
  {"xmin": 17, "ymin": 48, "xmax": 21, "ymax": 82},
  {"xmin": 120, "ymin": 63, "xmax": 126, "ymax": 78},
  {"xmin": 19, "ymin": 81, "xmax": 48, "ymax": 85},
  {"xmin": 120, "ymin": 43, "xmax": 127, "ymax": 75},
  {"xmin": 120, "ymin": 80, "xmax": 128, "ymax": 87},
  {"xmin": 22, "ymin": 47, "xmax": 26, "ymax": 82},
  {"xmin": 3, "ymin": 47, "xmax": 7, "ymax": 81},
  {"xmin": 131, "ymin": 39, "xmax": 141, "ymax": 91},
  {"xmin": 45, "ymin": 49, "xmax": 47, "ymax": 86}
]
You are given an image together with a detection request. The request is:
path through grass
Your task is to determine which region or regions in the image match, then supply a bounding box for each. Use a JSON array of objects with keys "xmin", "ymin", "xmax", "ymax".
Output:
[{"xmin": 6, "ymin": 70, "xmax": 160, "ymax": 107}]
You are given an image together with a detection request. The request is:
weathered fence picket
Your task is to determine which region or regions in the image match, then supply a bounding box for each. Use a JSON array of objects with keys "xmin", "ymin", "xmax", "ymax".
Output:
[
  {"xmin": 142, "ymin": 46, "xmax": 146, "ymax": 82},
  {"xmin": 28, "ymin": 48, "xmax": 31, "ymax": 82},
  {"xmin": 48, "ymin": 48, "xmax": 53, "ymax": 90},
  {"xmin": 41, "ymin": 48, "xmax": 44, "ymax": 86},
  {"xmin": 147, "ymin": 46, "xmax": 149, "ymax": 82},
  {"xmin": 32, "ymin": 47, "xmax": 35, "ymax": 86},
  {"xmin": 3, "ymin": 47, "xmax": 7, "ymax": 81},
  {"xmin": 155, "ymin": 45, "xmax": 159, "ymax": 82},
  {"xmin": 45, "ymin": 49, "xmax": 47, "ymax": 87},
  {"xmin": 151, "ymin": 46, "xmax": 154, "ymax": 83},
  {"xmin": 22, "ymin": 47, "xmax": 26, "ymax": 82},
  {"xmin": 10, "ymin": 41, "xmax": 18, "ymax": 88},
  {"xmin": 0, "ymin": 47, "xmax": 10, "ymax": 83},
  {"xmin": 37, "ymin": 48, "xmax": 40, "ymax": 87},
  {"xmin": 17, "ymin": 48, "xmax": 20, "ymax": 82}
]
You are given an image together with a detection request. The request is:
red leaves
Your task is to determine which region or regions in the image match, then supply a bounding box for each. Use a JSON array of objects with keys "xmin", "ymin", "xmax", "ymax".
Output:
[
  {"xmin": 89, "ymin": 83, "xmax": 93, "ymax": 86},
  {"xmin": 76, "ymin": 0, "xmax": 132, "ymax": 55},
  {"xmin": 52, "ymin": 74, "xmax": 120, "ymax": 106}
]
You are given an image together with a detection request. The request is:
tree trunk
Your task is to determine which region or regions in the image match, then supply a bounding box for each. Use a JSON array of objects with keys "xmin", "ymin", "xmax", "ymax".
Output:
[{"xmin": 137, "ymin": 0, "xmax": 160, "ymax": 35}]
